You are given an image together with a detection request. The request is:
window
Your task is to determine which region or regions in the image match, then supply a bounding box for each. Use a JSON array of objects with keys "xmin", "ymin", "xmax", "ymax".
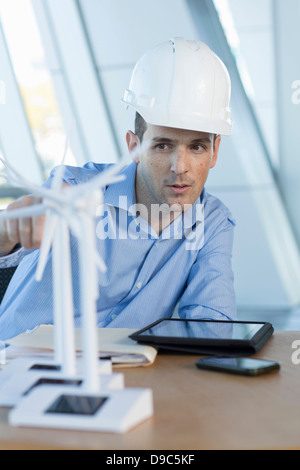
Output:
[{"xmin": 0, "ymin": 0, "xmax": 76, "ymax": 194}]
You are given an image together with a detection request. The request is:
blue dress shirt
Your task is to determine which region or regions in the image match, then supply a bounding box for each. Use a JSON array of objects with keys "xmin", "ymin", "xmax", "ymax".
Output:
[{"xmin": 0, "ymin": 162, "xmax": 236, "ymax": 340}]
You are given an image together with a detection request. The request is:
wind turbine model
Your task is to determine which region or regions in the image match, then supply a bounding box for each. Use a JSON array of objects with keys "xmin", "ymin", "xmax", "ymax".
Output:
[
  {"xmin": 0, "ymin": 140, "xmax": 153, "ymax": 432},
  {"xmin": 0, "ymin": 149, "xmax": 124, "ymax": 406}
]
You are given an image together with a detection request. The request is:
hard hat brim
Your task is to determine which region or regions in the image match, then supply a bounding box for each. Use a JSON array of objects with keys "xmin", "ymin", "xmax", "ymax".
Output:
[{"xmin": 123, "ymin": 100, "xmax": 233, "ymax": 136}]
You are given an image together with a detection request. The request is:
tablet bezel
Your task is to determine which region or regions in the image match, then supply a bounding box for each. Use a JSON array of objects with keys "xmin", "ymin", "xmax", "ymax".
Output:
[{"xmin": 129, "ymin": 318, "xmax": 273, "ymax": 348}]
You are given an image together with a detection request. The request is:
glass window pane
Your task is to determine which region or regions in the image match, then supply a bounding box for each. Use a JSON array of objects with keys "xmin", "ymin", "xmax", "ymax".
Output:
[{"xmin": 0, "ymin": 0, "xmax": 76, "ymax": 188}]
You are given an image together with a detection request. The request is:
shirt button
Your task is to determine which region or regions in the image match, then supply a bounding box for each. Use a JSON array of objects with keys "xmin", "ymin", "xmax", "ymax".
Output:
[
  {"xmin": 111, "ymin": 314, "xmax": 117, "ymax": 320},
  {"xmin": 136, "ymin": 282, "xmax": 142, "ymax": 289}
]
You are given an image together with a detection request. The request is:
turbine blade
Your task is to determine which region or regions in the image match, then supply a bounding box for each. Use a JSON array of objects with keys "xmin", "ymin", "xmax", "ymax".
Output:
[
  {"xmin": 51, "ymin": 164, "xmax": 66, "ymax": 192},
  {"xmin": 0, "ymin": 204, "xmax": 46, "ymax": 220},
  {"xmin": 53, "ymin": 206, "xmax": 81, "ymax": 238},
  {"xmin": 35, "ymin": 212, "xmax": 58, "ymax": 281},
  {"xmin": 95, "ymin": 253, "xmax": 107, "ymax": 273},
  {"xmin": 51, "ymin": 118, "xmax": 76, "ymax": 192},
  {"xmin": 70, "ymin": 139, "xmax": 150, "ymax": 198},
  {"xmin": 0, "ymin": 156, "xmax": 44, "ymax": 195},
  {"xmin": 0, "ymin": 159, "xmax": 66, "ymax": 205},
  {"xmin": 69, "ymin": 174, "xmax": 126, "ymax": 200}
]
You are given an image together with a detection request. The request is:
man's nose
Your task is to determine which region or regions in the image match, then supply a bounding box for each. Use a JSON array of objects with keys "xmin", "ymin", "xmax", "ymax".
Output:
[{"xmin": 170, "ymin": 147, "xmax": 189, "ymax": 174}]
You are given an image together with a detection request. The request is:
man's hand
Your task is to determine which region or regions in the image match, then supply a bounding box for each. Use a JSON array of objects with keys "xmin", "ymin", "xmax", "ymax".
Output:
[{"xmin": 0, "ymin": 195, "xmax": 45, "ymax": 256}]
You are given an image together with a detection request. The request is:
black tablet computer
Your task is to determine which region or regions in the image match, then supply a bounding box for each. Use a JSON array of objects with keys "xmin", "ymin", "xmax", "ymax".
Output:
[{"xmin": 129, "ymin": 319, "xmax": 274, "ymax": 356}]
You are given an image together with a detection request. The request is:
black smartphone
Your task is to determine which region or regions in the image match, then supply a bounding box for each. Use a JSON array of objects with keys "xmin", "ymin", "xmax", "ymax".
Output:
[{"xmin": 195, "ymin": 357, "xmax": 280, "ymax": 376}]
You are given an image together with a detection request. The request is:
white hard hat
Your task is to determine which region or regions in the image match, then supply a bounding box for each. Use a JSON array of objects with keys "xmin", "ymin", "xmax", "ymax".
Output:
[{"xmin": 122, "ymin": 37, "xmax": 232, "ymax": 135}]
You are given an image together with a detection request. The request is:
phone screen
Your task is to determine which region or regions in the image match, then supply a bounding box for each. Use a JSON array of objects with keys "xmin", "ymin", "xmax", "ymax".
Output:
[{"xmin": 196, "ymin": 357, "xmax": 280, "ymax": 376}]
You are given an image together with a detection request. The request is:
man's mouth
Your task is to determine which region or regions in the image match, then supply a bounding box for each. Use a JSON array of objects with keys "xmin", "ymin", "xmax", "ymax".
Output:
[{"xmin": 167, "ymin": 184, "xmax": 191, "ymax": 194}]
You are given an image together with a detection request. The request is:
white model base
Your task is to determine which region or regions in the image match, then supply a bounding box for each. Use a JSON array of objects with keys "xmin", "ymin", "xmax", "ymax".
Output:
[
  {"xmin": 9, "ymin": 385, "xmax": 153, "ymax": 433},
  {"xmin": 0, "ymin": 356, "xmax": 111, "ymax": 384},
  {"xmin": 0, "ymin": 368, "xmax": 124, "ymax": 407},
  {"xmin": 0, "ymin": 357, "xmax": 111, "ymax": 397}
]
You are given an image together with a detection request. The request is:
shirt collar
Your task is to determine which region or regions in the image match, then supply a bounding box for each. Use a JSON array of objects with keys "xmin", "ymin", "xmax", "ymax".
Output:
[{"xmin": 104, "ymin": 161, "xmax": 137, "ymax": 216}]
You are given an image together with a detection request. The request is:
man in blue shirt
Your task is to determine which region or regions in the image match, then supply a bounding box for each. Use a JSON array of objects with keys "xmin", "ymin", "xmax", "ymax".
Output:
[{"xmin": 0, "ymin": 38, "xmax": 236, "ymax": 340}]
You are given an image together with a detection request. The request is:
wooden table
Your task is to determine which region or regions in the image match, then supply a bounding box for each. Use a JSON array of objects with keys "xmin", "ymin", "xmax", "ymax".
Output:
[{"xmin": 0, "ymin": 330, "xmax": 300, "ymax": 450}]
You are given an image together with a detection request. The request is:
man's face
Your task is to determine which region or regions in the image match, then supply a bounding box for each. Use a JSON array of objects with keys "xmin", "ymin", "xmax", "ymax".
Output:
[{"xmin": 127, "ymin": 124, "xmax": 221, "ymax": 211}]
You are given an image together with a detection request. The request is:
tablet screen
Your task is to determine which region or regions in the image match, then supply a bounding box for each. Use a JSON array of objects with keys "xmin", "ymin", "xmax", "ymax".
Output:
[{"xmin": 137, "ymin": 319, "xmax": 264, "ymax": 341}]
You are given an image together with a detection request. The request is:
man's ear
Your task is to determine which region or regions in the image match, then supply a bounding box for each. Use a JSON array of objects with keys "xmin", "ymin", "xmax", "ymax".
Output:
[
  {"xmin": 210, "ymin": 135, "xmax": 221, "ymax": 169},
  {"xmin": 126, "ymin": 131, "xmax": 140, "ymax": 163}
]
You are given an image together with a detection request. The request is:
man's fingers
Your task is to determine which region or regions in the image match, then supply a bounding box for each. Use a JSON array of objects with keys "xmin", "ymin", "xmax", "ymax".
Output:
[
  {"xmin": 2, "ymin": 184, "xmax": 71, "ymax": 251},
  {"xmin": 19, "ymin": 216, "xmax": 33, "ymax": 249},
  {"xmin": 5, "ymin": 217, "xmax": 20, "ymax": 246},
  {"xmin": 6, "ymin": 196, "xmax": 44, "ymax": 250},
  {"xmin": 32, "ymin": 213, "xmax": 45, "ymax": 249},
  {"xmin": 6, "ymin": 199, "xmax": 23, "ymax": 246}
]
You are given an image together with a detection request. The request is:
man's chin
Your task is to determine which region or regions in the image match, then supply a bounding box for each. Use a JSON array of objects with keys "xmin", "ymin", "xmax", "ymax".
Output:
[
  {"xmin": 167, "ymin": 194, "xmax": 197, "ymax": 209},
  {"xmin": 162, "ymin": 199, "xmax": 191, "ymax": 214}
]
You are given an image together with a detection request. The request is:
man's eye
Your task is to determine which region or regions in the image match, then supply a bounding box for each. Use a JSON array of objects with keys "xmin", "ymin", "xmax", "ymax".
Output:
[
  {"xmin": 192, "ymin": 145, "xmax": 206, "ymax": 152},
  {"xmin": 155, "ymin": 144, "xmax": 170, "ymax": 151}
]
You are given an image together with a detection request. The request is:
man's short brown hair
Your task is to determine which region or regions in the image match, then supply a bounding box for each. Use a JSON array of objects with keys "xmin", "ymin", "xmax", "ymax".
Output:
[
  {"xmin": 134, "ymin": 112, "xmax": 147, "ymax": 142},
  {"xmin": 134, "ymin": 112, "xmax": 217, "ymax": 147}
]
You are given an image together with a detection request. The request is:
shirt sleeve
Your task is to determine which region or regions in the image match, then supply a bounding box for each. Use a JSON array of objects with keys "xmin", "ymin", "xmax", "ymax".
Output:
[{"xmin": 177, "ymin": 215, "xmax": 236, "ymax": 322}]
